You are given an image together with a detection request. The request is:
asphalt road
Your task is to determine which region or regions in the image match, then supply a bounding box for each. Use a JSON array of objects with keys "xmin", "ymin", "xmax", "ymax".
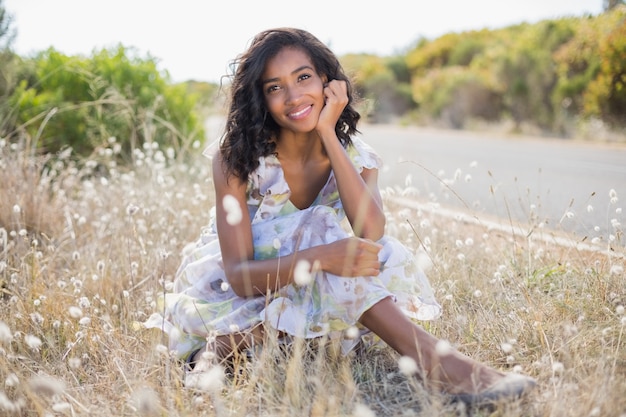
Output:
[
  {"xmin": 205, "ymin": 116, "xmax": 625, "ymax": 241},
  {"xmin": 359, "ymin": 123, "xmax": 626, "ymax": 241}
]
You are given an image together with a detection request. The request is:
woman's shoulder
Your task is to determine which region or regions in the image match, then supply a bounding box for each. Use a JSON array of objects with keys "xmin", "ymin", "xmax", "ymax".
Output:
[
  {"xmin": 202, "ymin": 140, "xmax": 220, "ymax": 160},
  {"xmin": 347, "ymin": 136, "xmax": 383, "ymax": 172}
]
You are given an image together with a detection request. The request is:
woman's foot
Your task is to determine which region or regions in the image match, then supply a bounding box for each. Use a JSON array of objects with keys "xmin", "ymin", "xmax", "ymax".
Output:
[
  {"xmin": 417, "ymin": 341, "xmax": 537, "ymax": 404},
  {"xmin": 415, "ymin": 339, "xmax": 536, "ymax": 402},
  {"xmin": 448, "ymin": 373, "xmax": 537, "ymax": 406}
]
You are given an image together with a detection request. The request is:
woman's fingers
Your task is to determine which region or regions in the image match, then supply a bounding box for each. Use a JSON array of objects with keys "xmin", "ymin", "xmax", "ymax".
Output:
[
  {"xmin": 323, "ymin": 80, "xmax": 348, "ymax": 103},
  {"xmin": 342, "ymin": 237, "xmax": 382, "ymax": 276},
  {"xmin": 317, "ymin": 80, "xmax": 349, "ymax": 136}
]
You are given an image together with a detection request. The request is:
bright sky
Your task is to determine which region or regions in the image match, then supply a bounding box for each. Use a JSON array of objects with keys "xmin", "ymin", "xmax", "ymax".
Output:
[{"xmin": 5, "ymin": 0, "xmax": 604, "ymax": 83}]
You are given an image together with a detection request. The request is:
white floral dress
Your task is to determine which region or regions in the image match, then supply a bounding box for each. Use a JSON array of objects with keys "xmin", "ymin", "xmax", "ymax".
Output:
[{"xmin": 145, "ymin": 137, "xmax": 441, "ymax": 360}]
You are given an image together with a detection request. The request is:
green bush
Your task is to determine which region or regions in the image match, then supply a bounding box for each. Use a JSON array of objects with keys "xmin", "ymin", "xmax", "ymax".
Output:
[
  {"xmin": 0, "ymin": 0, "xmax": 17, "ymax": 132},
  {"xmin": 401, "ymin": 9, "xmax": 626, "ymax": 134},
  {"xmin": 411, "ymin": 66, "xmax": 502, "ymax": 128},
  {"xmin": 7, "ymin": 46, "xmax": 206, "ymax": 158},
  {"xmin": 582, "ymin": 8, "xmax": 626, "ymax": 126},
  {"xmin": 342, "ymin": 54, "xmax": 415, "ymax": 123}
]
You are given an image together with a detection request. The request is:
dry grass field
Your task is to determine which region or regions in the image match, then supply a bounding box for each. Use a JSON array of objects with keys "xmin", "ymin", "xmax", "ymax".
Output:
[{"xmin": 0, "ymin": 136, "xmax": 624, "ymax": 416}]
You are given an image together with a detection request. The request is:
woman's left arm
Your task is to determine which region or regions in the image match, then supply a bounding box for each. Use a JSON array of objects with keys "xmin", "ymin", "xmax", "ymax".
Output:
[
  {"xmin": 316, "ymin": 80, "xmax": 386, "ymax": 241},
  {"xmin": 323, "ymin": 136, "xmax": 386, "ymax": 240}
]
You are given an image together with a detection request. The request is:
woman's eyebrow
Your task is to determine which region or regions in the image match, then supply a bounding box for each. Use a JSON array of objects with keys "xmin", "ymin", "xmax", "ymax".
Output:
[{"xmin": 262, "ymin": 65, "xmax": 315, "ymax": 85}]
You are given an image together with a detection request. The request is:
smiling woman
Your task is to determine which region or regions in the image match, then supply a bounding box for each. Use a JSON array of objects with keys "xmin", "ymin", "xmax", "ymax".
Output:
[{"xmin": 145, "ymin": 27, "xmax": 537, "ymax": 407}]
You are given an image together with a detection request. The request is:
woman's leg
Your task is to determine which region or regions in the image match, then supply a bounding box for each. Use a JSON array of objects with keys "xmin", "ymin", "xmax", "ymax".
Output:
[
  {"xmin": 358, "ymin": 297, "xmax": 504, "ymax": 395},
  {"xmin": 190, "ymin": 325, "xmax": 265, "ymax": 366}
]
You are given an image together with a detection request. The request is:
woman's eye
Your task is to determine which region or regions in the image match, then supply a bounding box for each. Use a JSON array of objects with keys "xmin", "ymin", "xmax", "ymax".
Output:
[
  {"xmin": 266, "ymin": 85, "xmax": 280, "ymax": 94},
  {"xmin": 298, "ymin": 74, "xmax": 311, "ymax": 82}
]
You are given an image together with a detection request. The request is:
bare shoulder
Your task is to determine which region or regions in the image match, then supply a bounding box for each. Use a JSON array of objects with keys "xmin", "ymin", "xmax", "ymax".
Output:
[{"xmin": 211, "ymin": 150, "xmax": 246, "ymax": 196}]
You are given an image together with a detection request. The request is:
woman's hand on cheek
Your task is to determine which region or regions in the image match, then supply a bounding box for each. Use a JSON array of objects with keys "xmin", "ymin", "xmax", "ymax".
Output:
[{"xmin": 316, "ymin": 80, "xmax": 348, "ymax": 138}]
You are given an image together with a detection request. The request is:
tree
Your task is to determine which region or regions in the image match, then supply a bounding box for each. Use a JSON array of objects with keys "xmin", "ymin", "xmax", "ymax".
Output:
[
  {"xmin": 604, "ymin": 0, "xmax": 625, "ymax": 11},
  {"xmin": 583, "ymin": 8, "xmax": 626, "ymax": 127},
  {"xmin": 0, "ymin": 0, "xmax": 17, "ymax": 133},
  {"xmin": 0, "ymin": 0, "xmax": 14, "ymax": 49}
]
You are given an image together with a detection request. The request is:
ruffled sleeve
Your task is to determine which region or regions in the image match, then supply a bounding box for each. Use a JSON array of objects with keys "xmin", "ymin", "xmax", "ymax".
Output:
[
  {"xmin": 201, "ymin": 139, "xmax": 219, "ymax": 160},
  {"xmin": 347, "ymin": 136, "xmax": 383, "ymax": 172}
]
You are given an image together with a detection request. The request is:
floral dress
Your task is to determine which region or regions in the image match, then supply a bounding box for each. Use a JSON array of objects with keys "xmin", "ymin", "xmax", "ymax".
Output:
[{"xmin": 145, "ymin": 137, "xmax": 441, "ymax": 360}]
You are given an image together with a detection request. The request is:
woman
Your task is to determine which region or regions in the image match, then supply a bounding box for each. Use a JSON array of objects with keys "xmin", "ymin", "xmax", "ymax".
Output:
[{"xmin": 146, "ymin": 27, "xmax": 536, "ymax": 405}]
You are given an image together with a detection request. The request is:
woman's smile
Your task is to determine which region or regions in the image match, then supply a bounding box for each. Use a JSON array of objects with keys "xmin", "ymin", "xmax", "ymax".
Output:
[{"xmin": 288, "ymin": 104, "xmax": 313, "ymax": 120}]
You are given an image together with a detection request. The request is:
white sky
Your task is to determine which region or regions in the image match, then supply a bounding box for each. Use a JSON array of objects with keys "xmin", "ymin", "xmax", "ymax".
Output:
[{"xmin": 5, "ymin": 0, "xmax": 604, "ymax": 83}]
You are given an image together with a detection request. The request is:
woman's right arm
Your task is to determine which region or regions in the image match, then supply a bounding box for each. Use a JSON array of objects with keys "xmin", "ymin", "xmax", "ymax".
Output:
[{"xmin": 213, "ymin": 152, "xmax": 382, "ymax": 297}]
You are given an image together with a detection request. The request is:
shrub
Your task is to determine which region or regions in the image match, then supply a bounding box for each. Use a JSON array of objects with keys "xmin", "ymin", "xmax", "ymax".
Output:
[
  {"xmin": 411, "ymin": 66, "xmax": 502, "ymax": 128},
  {"xmin": 7, "ymin": 46, "xmax": 206, "ymax": 158}
]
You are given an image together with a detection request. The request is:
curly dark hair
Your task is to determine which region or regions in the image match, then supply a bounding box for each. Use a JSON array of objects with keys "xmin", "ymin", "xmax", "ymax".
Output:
[{"xmin": 219, "ymin": 27, "xmax": 361, "ymax": 182}]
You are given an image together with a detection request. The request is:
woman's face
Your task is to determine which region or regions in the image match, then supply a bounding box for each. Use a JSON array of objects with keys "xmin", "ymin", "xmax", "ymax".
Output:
[{"xmin": 261, "ymin": 47, "xmax": 326, "ymax": 134}]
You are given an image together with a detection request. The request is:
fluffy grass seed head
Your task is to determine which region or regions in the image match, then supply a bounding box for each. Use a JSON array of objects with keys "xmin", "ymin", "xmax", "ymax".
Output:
[
  {"xmin": 416, "ymin": 251, "xmax": 433, "ymax": 272},
  {"xmin": 610, "ymin": 265, "xmax": 624, "ymax": 276},
  {"xmin": 68, "ymin": 357, "xmax": 82, "ymax": 369},
  {"xmin": 0, "ymin": 322, "xmax": 13, "ymax": 344},
  {"xmin": 435, "ymin": 339, "xmax": 453, "ymax": 356},
  {"xmin": 195, "ymin": 365, "xmax": 225, "ymax": 392},
  {"xmin": 294, "ymin": 259, "xmax": 312, "ymax": 286},
  {"xmin": 397, "ymin": 355, "xmax": 419, "ymax": 376},
  {"xmin": 501, "ymin": 342, "xmax": 514, "ymax": 353},
  {"xmin": 28, "ymin": 376, "xmax": 66, "ymax": 397},
  {"xmin": 130, "ymin": 386, "xmax": 161, "ymax": 416},
  {"xmin": 222, "ymin": 194, "xmax": 242, "ymax": 225},
  {"xmin": 68, "ymin": 306, "xmax": 83, "ymax": 319},
  {"xmin": 352, "ymin": 403, "xmax": 376, "ymax": 417},
  {"xmin": 126, "ymin": 203, "xmax": 139, "ymax": 216},
  {"xmin": 552, "ymin": 361, "xmax": 565, "ymax": 374},
  {"xmin": 24, "ymin": 334, "xmax": 42, "ymax": 351},
  {"xmin": 0, "ymin": 392, "xmax": 24, "ymax": 413},
  {"xmin": 346, "ymin": 326, "xmax": 360, "ymax": 340},
  {"xmin": 52, "ymin": 402, "xmax": 72, "ymax": 413},
  {"xmin": 5, "ymin": 373, "xmax": 19, "ymax": 388}
]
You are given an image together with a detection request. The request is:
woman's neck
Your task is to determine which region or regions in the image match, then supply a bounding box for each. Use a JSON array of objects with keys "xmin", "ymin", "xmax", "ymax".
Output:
[{"xmin": 274, "ymin": 130, "xmax": 325, "ymax": 163}]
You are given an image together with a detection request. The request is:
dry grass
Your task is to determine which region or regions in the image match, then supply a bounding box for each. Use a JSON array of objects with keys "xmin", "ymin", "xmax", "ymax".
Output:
[{"xmin": 0, "ymin": 135, "xmax": 624, "ymax": 417}]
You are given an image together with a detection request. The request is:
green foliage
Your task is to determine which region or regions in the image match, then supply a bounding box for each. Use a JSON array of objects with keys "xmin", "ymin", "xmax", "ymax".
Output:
[
  {"xmin": 406, "ymin": 32, "xmax": 464, "ymax": 75},
  {"xmin": 411, "ymin": 66, "xmax": 502, "ymax": 128},
  {"xmin": 7, "ymin": 45, "xmax": 206, "ymax": 157},
  {"xmin": 0, "ymin": 0, "xmax": 17, "ymax": 132},
  {"xmin": 553, "ymin": 18, "xmax": 603, "ymax": 117},
  {"xmin": 552, "ymin": 7, "xmax": 626, "ymax": 129},
  {"xmin": 0, "ymin": 0, "xmax": 14, "ymax": 49},
  {"xmin": 342, "ymin": 54, "xmax": 415, "ymax": 122},
  {"xmin": 398, "ymin": 8, "xmax": 626, "ymax": 133},
  {"xmin": 490, "ymin": 20, "xmax": 574, "ymax": 129},
  {"xmin": 582, "ymin": 8, "xmax": 626, "ymax": 126}
]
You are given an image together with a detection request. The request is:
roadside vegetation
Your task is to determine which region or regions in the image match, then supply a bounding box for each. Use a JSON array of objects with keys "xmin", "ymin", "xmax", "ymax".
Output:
[
  {"xmin": 2, "ymin": 4, "xmax": 626, "ymax": 155},
  {"xmin": 0, "ymin": 1, "xmax": 625, "ymax": 416},
  {"xmin": 345, "ymin": 4, "xmax": 626, "ymax": 139}
]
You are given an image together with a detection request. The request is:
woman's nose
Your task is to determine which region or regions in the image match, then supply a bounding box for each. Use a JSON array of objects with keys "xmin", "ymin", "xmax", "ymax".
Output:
[{"xmin": 284, "ymin": 85, "xmax": 301, "ymax": 104}]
